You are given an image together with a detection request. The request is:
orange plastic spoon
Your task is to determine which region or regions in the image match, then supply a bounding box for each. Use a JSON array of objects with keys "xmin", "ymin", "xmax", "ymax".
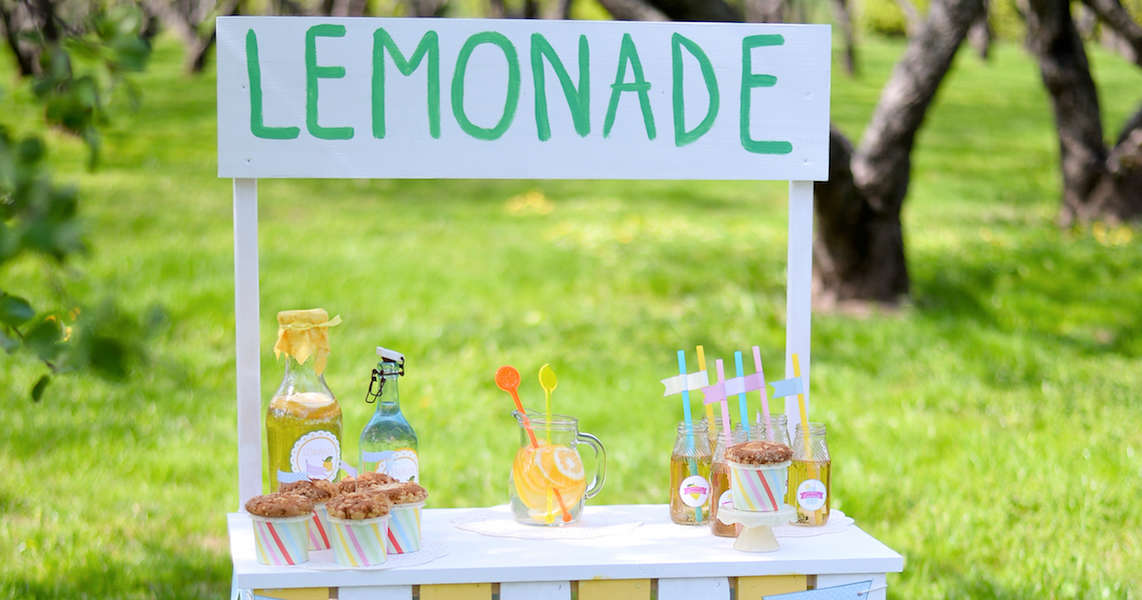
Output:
[{"xmin": 495, "ymin": 366, "xmax": 572, "ymax": 523}]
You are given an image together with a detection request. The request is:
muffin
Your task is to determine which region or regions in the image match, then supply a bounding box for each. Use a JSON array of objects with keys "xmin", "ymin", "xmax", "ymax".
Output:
[
  {"xmin": 726, "ymin": 440, "xmax": 793, "ymax": 465},
  {"xmin": 368, "ymin": 482, "xmax": 428, "ymax": 505},
  {"xmin": 281, "ymin": 479, "xmax": 339, "ymax": 551},
  {"xmin": 327, "ymin": 491, "xmax": 393, "ymax": 520},
  {"xmin": 245, "ymin": 492, "xmax": 314, "ymax": 518},
  {"xmin": 337, "ymin": 472, "xmax": 399, "ymax": 494},
  {"xmin": 368, "ymin": 482, "xmax": 428, "ymax": 554},
  {"xmin": 245, "ymin": 493, "xmax": 314, "ymax": 566}
]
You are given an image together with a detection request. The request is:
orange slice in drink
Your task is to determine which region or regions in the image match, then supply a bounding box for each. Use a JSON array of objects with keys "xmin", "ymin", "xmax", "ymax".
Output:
[{"xmin": 512, "ymin": 443, "xmax": 586, "ymax": 520}]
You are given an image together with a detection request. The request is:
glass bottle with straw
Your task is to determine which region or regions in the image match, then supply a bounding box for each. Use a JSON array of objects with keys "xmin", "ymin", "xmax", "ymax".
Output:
[{"xmin": 784, "ymin": 353, "xmax": 831, "ymax": 526}]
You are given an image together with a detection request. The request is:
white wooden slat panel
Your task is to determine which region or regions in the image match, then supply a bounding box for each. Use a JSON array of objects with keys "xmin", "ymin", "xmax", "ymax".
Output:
[
  {"xmin": 499, "ymin": 581, "xmax": 570, "ymax": 600},
  {"xmin": 658, "ymin": 576, "xmax": 730, "ymax": 600},
  {"xmin": 338, "ymin": 585, "xmax": 414, "ymax": 600},
  {"xmin": 234, "ymin": 178, "xmax": 262, "ymax": 507},
  {"xmin": 815, "ymin": 573, "xmax": 887, "ymax": 600},
  {"xmin": 784, "ymin": 180, "xmax": 812, "ymax": 439}
]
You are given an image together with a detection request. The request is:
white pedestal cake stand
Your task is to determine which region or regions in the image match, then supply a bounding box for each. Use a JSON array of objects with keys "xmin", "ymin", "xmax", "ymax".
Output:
[{"xmin": 717, "ymin": 503, "xmax": 797, "ymax": 552}]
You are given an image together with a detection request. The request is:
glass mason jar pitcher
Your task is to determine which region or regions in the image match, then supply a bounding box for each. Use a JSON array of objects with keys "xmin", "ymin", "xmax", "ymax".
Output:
[{"xmin": 509, "ymin": 411, "xmax": 606, "ymax": 526}]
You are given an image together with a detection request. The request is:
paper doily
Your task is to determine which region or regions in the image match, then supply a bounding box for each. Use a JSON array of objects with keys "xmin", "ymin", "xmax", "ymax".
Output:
[
  {"xmin": 453, "ymin": 505, "xmax": 643, "ymax": 540},
  {"xmin": 302, "ymin": 541, "xmax": 446, "ymax": 570},
  {"xmin": 772, "ymin": 509, "xmax": 854, "ymax": 537}
]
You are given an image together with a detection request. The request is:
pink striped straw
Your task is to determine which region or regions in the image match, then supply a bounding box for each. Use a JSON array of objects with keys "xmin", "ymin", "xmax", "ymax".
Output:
[{"xmin": 752, "ymin": 346, "xmax": 773, "ymax": 441}]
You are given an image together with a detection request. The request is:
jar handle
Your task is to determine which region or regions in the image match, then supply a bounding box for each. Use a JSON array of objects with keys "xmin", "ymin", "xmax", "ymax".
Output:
[{"xmin": 577, "ymin": 431, "xmax": 606, "ymax": 499}]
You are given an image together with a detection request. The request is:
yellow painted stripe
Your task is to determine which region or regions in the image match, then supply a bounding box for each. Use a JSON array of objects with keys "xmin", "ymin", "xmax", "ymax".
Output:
[
  {"xmin": 736, "ymin": 575, "xmax": 807, "ymax": 599},
  {"xmin": 578, "ymin": 579, "xmax": 651, "ymax": 600},
  {"xmin": 335, "ymin": 526, "xmax": 359, "ymax": 567},
  {"xmin": 252, "ymin": 588, "xmax": 329, "ymax": 600},
  {"xmin": 418, "ymin": 582, "xmax": 493, "ymax": 600}
]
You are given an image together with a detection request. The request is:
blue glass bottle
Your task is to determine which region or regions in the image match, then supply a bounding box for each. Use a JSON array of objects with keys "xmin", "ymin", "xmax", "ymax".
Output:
[{"xmin": 359, "ymin": 347, "xmax": 419, "ymax": 482}]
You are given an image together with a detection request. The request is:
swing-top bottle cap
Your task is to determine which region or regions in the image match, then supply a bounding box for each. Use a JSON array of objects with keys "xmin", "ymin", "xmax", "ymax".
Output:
[{"xmin": 376, "ymin": 346, "xmax": 405, "ymax": 364}]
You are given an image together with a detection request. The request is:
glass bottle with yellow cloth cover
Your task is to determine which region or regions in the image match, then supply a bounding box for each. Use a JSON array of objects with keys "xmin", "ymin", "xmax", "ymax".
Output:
[
  {"xmin": 360, "ymin": 347, "xmax": 419, "ymax": 482},
  {"xmin": 266, "ymin": 309, "xmax": 342, "ymax": 491},
  {"xmin": 509, "ymin": 412, "xmax": 605, "ymax": 526}
]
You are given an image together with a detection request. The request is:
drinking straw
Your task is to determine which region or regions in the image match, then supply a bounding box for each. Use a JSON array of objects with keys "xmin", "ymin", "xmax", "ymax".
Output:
[
  {"xmin": 792, "ymin": 353, "xmax": 811, "ymax": 458},
  {"xmin": 696, "ymin": 345, "xmax": 715, "ymax": 435},
  {"xmin": 752, "ymin": 346, "xmax": 773, "ymax": 441},
  {"xmin": 714, "ymin": 359, "xmax": 733, "ymax": 447},
  {"xmin": 733, "ymin": 351, "xmax": 749, "ymax": 440},
  {"xmin": 676, "ymin": 350, "xmax": 703, "ymax": 523}
]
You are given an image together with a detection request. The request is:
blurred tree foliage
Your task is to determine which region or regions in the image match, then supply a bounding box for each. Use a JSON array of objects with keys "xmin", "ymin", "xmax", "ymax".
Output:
[{"xmin": 1, "ymin": 2, "xmax": 160, "ymax": 401}]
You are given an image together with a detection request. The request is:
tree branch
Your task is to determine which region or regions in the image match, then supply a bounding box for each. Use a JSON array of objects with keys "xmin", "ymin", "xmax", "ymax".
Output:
[
  {"xmin": 1079, "ymin": 0, "xmax": 1142, "ymax": 66},
  {"xmin": 895, "ymin": 0, "xmax": 923, "ymax": 36},
  {"xmin": 596, "ymin": 0, "xmax": 668, "ymax": 21},
  {"xmin": 638, "ymin": 0, "xmax": 741, "ymax": 21}
]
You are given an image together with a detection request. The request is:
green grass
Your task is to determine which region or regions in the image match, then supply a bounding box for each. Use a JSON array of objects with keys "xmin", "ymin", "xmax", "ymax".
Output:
[{"xmin": 2, "ymin": 34, "xmax": 1141, "ymax": 599}]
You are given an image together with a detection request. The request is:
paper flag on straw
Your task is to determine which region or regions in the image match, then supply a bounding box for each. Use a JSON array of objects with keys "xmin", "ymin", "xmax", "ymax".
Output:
[
  {"xmin": 761, "ymin": 580, "xmax": 872, "ymax": 600},
  {"xmin": 769, "ymin": 376, "xmax": 804, "ymax": 398},
  {"xmin": 340, "ymin": 463, "xmax": 358, "ymax": 478},
  {"xmin": 702, "ymin": 373, "xmax": 766, "ymax": 404},
  {"xmin": 661, "ymin": 370, "xmax": 711, "ymax": 396},
  {"xmin": 277, "ymin": 470, "xmax": 308, "ymax": 484}
]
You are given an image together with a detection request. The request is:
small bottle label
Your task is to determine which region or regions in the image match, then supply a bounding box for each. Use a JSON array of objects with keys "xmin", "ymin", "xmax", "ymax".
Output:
[
  {"xmin": 367, "ymin": 448, "xmax": 419, "ymax": 482},
  {"xmin": 796, "ymin": 479, "xmax": 827, "ymax": 511},
  {"xmin": 289, "ymin": 430, "xmax": 341, "ymax": 481},
  {"xmin": 679, "ymin": 475, "xmax": 710, "ymax": 508},
  {"xmin": 717, "ymin": 489, "xmax": 733, "ymax": 509}
]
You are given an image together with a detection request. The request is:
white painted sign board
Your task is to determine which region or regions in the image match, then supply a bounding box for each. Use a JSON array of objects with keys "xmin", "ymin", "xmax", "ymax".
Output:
[
  {"xmin": 217, "ymin": 17, "xmax": 830, "ymax": 180},
  {"xmin": 218, "ymin": 16, "xmax": 828, "ymax": 507}
]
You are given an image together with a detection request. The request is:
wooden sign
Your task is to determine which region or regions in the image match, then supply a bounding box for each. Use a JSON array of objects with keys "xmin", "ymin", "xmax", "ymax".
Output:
[{"xmin": 216, "ymin": 17, "xmax": 830, "ymax": 180}]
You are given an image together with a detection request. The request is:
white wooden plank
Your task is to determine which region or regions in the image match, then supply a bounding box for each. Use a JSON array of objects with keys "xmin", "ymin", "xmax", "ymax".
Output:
[
  {"xmin": 499, "ymin": 581, "xmax": 570, "ymax": 600},
  {"xmin": 216, "ymin": 18, "xmax": 830, "ymax": 181},
  {"xmin": 234, "ymin": 178, "xmax": 262, "ymax": 508},
  {"xmin": 815, "ymin": 573, "xmax": 887, "ymax": 600},
  {"xmin": 339, "ymin": 586, "xmax": 413, "ymax": 600},
  {"xmin": 658, "ymin": 577, "xmax": 730, "ymax": 600},
  {"xmin": 228, "ymin": 506, "xmax": 904, "ymax": 589},
  {"xmin": 784, "ymin": 180, "xmax": 812, "ymax": 439}
]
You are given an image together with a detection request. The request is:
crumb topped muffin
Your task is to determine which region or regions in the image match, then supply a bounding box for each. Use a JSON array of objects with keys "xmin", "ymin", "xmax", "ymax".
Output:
[
  {"xmin": 726, "ymin": 440, "xmax": 793, "ymax": 465},
  {"xmin": 369, "ymin": 481, "xmax": 428, "ymax": 505},
  {"xmin": 337, "ymin": 472, "xmax": 399, "ymax": 494},
  {"xmin": 245, "ymin": 492, "xmax": 314, "ymax": 518},
  {"xmin": 280, "ymin": 479, "xmax": 338, "ymax": 503},
  {"xmin": 327, "ymin": 491, "xmax": 393, "ymax": 520}
]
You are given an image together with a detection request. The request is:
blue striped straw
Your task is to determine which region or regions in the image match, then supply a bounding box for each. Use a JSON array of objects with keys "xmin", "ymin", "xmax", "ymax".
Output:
[
  {"xmin": 734, "ymin": 351, "xmax": 750, "ymax": 440},
  {"xmin": 676, "ymin": 350, "xmax": 703, "ymax": 523}
]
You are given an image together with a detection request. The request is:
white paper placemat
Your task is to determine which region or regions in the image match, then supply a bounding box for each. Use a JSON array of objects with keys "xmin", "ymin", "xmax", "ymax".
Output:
[
  {"xmin": 452, "ymin": 505, "xmax": 644, "ymax": 540},
  {"xmin": 302, "ymin": 542, "xmax": 446, "ymax": 571},
  {"xmin": 773, "ymin": 509, "xmax": 854, "ymax": 537}
]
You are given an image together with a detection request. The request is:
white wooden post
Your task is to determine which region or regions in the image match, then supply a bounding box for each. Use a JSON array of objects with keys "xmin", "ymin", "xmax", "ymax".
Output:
[
  {"xmin": 234, "ymin": 178, "xmax": 261, "ymax": 508},
  {"xmin": 784, "ymin": 180, "xmax": 813, "ymax": 437}
]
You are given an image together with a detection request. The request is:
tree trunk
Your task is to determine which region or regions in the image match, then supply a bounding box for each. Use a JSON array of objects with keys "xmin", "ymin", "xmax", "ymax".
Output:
[
  {"xmin": 1081, "ymin": 0, "xmax": 1142, "ymax": 66},
  {"xmin": 832, "ymin": 0, "xmax": 859, "ymax": 74},
  {"xmin": 815, "ymin": 0, "xmax": 985, "ymax": 305},
  {"xmin": 967, "ymin": 0, "xmax": 992, "ymax": 59},
  {"xmin": 595, "ymin": 0, "xmax": 668, "ymax": 21},
  {"xmin": 1024, "ymin": 0, "xmax": 1142, "ymax": 224},
  {"xmin": 0, "ymin": 1, "xmax": 37, "ymax": 76},
  {"xmin": 745, "ymin": 0, "xmax": 785, "ymax": 23}
]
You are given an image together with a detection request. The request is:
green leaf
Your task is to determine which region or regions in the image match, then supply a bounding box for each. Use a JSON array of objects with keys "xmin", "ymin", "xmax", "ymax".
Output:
[
  {"xmin": 0, "ymin": 328, "xmax": 18, "ymax": 353},
  {"xmin": 0, "ymin": 293, "xmax": 35, "ymax": 326},
  {"xmin": 31, "ymin": 374, "xmax": 50, "ymax": 402},
  {"xmin": 23, "ymin": 318, "xmax": 62, "ymax": 361}
]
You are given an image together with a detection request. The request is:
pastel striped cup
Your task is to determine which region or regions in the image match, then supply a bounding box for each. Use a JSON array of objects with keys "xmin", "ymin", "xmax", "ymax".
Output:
[
  {"xmin": 386, "ymin": 501, "xmax": 424, "ymax": 554},
  {"xmin": 306, "ymin": 503, "xmax": 333, "ymax": 551},
  {"xmin": 329, "ymin": 515, "xmax": 390, "ymax": 567},
  {"xmin": 728, "ymin": 460, "xmax": 790, "ymax": 512},
  {"xmin": 250, "ymin": 514, "xmax": 311, "ymax": 566}
]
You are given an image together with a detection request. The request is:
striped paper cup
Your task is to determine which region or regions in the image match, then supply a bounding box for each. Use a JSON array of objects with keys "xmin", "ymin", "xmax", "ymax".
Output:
[
  {"xmin": 250, "ymin": 514, "xmax": 311, "ymax": 566},
  {"xmin": 306, "ymin": 503, "xmax": 333, "ymax": 551},
  {"xmin": 329, "ymin": 515, "xmax": 390, "ymax": 567},
  {"xmin": 728, "ymin": 460, "xmax": 790, "ymax": 512},
  {"xmin": 386, "ymin": 501, "xmax": 424, "ymax": 554}
]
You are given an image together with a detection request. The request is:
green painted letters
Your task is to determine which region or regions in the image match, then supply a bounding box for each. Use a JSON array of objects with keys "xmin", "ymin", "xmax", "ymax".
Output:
[
  {"xmin": 603, "ymin": 33, "xmax": 655, "ymax": 140},
  {"xmin": 372, "ymin": 28, "xmax": 440, "ymax": 139},
  {"xmin": 739, "ymin": 34, "xmax": 791, "ymax": 154},
  {"xmin": 451, "ymin": 32, "xmax": 520, "ymax": 141},
  {"xmin": 306, "ymin": 24, "xmax": 353, "ymax": 140},
  {"xmin": 530, "ymin": 34, "xmax": 590, "ymax": 141},
  {"xmin": 246, "ymin": 29, "xmax": 299, "ymax": 139},
  {"xmin": 671, "ymin": 33, "xmax": 719, "ymax": 147}
]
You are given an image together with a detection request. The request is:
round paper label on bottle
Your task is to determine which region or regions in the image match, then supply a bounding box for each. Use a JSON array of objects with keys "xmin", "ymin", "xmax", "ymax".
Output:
[
  {"xmin": 679, "ymin": 475, "xmax": 710, "ymax": 507},
  {"xmin": 718, "ymin": 490, "xmax": 733, "ymax": 509},
  {"xmin": 290, "ymin": 430, "xmax": 340, "ymax": 481},
  {"xmin": 796, "ymin": 479, "xmax": 827, "ymax": 511},
  {"xmin": 382, "ymin": 448, "xmax": 419, "ymax": 482}
]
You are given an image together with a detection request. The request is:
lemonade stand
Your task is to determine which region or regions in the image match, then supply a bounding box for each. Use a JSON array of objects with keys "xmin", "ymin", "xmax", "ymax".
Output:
[{"xmin": 219, "ymin": 16, "xmax": 904, "ymax": 599}]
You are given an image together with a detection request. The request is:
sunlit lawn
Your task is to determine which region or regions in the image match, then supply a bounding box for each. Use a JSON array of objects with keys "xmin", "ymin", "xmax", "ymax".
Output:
[{"xmin": 1, "ymin": 32, "xmax": 1140, "ymax": 599}]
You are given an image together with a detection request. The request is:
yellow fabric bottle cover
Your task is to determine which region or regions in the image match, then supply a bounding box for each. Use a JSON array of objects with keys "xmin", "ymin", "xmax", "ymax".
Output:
[{"xmin": 274, "ymin": 308, "xmax": 342, "ymax": 375}]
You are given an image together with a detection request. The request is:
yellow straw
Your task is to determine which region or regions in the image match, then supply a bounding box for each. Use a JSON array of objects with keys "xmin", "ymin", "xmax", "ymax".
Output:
[
  {"xmin": 696, "ymin": 345, "xmax": 715, "ymax": 435},
  {"xmin": 792, "ymin": 353, "xmax": 811, "ymax": 459}
]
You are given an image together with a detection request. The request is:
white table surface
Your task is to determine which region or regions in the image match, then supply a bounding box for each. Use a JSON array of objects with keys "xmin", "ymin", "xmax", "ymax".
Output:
[{"xmin": 228, "ymin": 504, "xmax": 904, "ymax": 590}]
